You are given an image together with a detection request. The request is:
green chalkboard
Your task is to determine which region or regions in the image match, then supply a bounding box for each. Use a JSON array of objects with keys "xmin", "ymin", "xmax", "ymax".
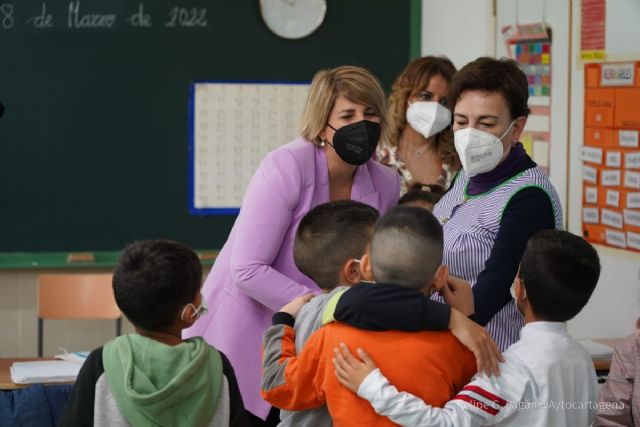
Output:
[{"xmin": 0, "ymin": 0, "xmax": 419, "ymax": 255}]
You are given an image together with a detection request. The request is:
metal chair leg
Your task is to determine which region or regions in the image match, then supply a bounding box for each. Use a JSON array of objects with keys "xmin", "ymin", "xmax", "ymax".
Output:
[{"xmin": 38, "ymin": 318, "xmax": 43, "ymax": 357}]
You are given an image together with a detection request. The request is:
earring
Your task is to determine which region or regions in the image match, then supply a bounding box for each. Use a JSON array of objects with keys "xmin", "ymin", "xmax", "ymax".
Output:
[{"xmin": 320, "ymin": 140, "xmax": 326, "ymax": 147}]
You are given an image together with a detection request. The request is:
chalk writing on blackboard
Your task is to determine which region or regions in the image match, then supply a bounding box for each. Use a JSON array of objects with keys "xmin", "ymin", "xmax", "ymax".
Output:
[
  {"xmin": 125, "ymin": 4, "xmax": 152, "ymax": 28},
  {"xmin": 26, "ymin": 3, "xmax": 52, "ymax": 28},
  {"xmin": 68, "ymin": 1, "xmax": 116, "ymax": 28},
  {"xmin": 0, "ymin": 1, "xmax": 209, "ymax": 30},
  {"xmin": 1, "ymin": 3, "xmax": 14, "ymax": 29}
]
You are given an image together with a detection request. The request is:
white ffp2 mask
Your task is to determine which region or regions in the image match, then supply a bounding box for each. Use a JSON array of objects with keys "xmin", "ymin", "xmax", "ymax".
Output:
[
  {"xmin": 454, "ymin": 121, "xmax": 515, "ymax": 177},
  {"xmin": 406, "ymin": 102, "xmax": 452, "ymax": 139}
]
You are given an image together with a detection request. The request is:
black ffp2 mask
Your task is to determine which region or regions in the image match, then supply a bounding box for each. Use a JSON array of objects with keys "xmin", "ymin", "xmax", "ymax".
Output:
[{"xmin": 327, "ymin": 120, "xmax": 380, "ymax": 166}]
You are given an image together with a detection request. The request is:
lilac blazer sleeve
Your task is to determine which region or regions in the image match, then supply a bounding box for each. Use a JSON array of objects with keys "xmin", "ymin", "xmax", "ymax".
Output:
[{"xmin": 228, "ymin": 146, "xmax": 313, "ymax": 312}]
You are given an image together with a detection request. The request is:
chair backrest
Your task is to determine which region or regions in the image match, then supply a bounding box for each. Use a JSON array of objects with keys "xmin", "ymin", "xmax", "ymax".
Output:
[{"xmin": 37, "ymin": 274, "xmax": 121, "ymax": 320}]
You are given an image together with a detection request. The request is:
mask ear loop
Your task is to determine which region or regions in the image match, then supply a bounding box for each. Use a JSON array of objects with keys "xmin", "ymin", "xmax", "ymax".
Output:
[
  {"xmin": 322, "ymin": 123, "xmax": 338, "ymax": 149},
  {"xmin": 498, "ymin": 120, "xmax": 517, "ymax": 143},
  {"xmin": 180, "ymin": 303, "xmax": 196, "ymax": 322}
]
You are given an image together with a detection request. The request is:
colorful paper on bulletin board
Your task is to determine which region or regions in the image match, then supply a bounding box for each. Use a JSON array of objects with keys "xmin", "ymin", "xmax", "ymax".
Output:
[
  {"xmin": 580, "ymin": 0, "xmax": 606, "ymax": 61},
  {"xmin": 502, "ymin": 23, "xmax": 552, "ymax": 175},
  {"xmin": 582, "ymin": 61, "xmax": 640, "ymax": 254}
]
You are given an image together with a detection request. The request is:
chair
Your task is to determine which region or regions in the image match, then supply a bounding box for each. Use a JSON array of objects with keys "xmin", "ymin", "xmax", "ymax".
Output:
[{"xmin": 37, "ymin": 274, "xmax": 122, "ymax": 357}]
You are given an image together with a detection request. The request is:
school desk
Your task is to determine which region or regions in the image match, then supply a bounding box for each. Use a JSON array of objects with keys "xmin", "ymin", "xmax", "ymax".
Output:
[
  {"xmin": 592, "ymin": 338, "xmax": 623, "ymax": 373},
  {"xmin": 0, "ymin": 341, "xmax": 622, "ymax": 390},
  {"xmin": 0, "ymin": 358, "xmax": 74, "ymax": 390}
]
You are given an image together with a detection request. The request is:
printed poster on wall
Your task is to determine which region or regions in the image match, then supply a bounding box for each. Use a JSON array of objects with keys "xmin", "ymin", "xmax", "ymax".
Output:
[
  {"xmin": 580, "ymin": 0, "xmax": 606, "ymax": 61},
  {"xmin": 502, "ymin": 23, "xmax": 552, "ymax": 175}
]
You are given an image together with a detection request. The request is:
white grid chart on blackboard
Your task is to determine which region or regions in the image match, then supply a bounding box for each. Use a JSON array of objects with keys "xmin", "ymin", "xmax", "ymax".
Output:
[{"xmin": 190, "ymin": 82, "xmax": 310, "ymax": 214}]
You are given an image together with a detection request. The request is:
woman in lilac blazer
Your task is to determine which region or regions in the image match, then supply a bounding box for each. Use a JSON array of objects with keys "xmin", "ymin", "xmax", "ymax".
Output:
[{"xmin": 184, "ymin": 66, "xmax": 400, "ymax": 425}]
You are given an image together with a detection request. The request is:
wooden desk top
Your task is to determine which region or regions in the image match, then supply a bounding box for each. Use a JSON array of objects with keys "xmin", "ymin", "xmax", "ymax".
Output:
[
  {"xmin": 592, "ymin": 338, "xmax": 623, "ymax": 372},
  {"xmin": 0, "ymin": 338, "xmax": 624, "ymax": 389},
  {"xmin": 0, "ymin": 358, "xmax": 74, "ymax": 390}
]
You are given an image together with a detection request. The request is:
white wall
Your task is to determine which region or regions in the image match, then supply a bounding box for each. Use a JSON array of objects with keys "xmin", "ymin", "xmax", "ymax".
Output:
[
  {"xmin": 422, "ymin": 0, "xmax": 640, "ymax": 339},
  {"xmin": 421, "ymin": 0, "xmax": 495, "ymax": 69},
  {"xmin": 0, "ymin": 267, "xmax": 211, "ymax": 357},
  {"xmin": 0, "ymin": 270, "xmax": 135, "ymax": 358}
]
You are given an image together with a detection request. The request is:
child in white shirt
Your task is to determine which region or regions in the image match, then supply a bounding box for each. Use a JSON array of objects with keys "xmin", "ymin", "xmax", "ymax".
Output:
[{"xmin": 333, "ymin": 229, "xmax": 600, "ymax": 427}]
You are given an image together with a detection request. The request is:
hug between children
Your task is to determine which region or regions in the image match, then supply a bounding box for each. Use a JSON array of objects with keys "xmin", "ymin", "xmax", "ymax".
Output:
[
  {"xmin": 59, "ymin": 198, "xmax": 602, "ymax": 427},
  {"xmin": 261, "ymin": 201, "xmax": 601, "ymax": 427}
]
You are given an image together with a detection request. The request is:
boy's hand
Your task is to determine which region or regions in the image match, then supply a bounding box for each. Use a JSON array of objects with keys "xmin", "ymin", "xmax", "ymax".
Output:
[
  {"xmin": 449, "ymin": 309, "xmax": 504, "ymax": 376},
  {"xmin": 440, "ymin": 275, "xmax": 474, "ymax": 316},
  {"xmin": 279, "ymin": 294, "xmax": 314, "ymax": 318},
  {"xmin": 333, "ymin": 343, "xmax": 378, "ymax": 393}
]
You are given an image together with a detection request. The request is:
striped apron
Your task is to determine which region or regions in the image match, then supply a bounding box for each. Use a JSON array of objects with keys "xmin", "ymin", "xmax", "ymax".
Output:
[{"xmin": 432, "ymin": 167, "xmax": 563, "ymax": 350}]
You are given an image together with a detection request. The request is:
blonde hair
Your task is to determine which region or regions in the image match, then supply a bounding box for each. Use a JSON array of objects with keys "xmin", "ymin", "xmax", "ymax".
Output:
[
  {"xmin": 301, "ymin": 66, "xmax": 388, "ymax": 146},
  {"xmin": 387, "ymin": 56, "xmax": 460, "ymax": 170}
]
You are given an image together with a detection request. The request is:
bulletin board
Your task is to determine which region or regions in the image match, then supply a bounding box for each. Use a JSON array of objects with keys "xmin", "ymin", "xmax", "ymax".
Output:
[
  {"xmin": 503, "ymin": 23, "xmax": 552, "ymax": 174},
  {"xmin": 582, "ymin": 61, "xmax": 640, "ymax": 252},
  {"xmin": 189, "ymin": 82, "xmax": 310, "ymax": 215}
]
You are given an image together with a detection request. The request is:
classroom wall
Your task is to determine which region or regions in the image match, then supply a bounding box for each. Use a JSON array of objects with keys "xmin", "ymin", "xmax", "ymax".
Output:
[
  {"xmin": 494, "ymin": 0, "xmax": 570, "ymax": 215},
  {"xmin": 2, "ymin": 2, "xmax": 640, "ymax": 358},
  {"xmin": 0, "ymin": 270, "xmax": 133, "ymax": 358},
  {"xmin": 421, "ymin": 0, "xmax": 494, "ymax": 68},
  {"xmin": 423, "ymin": 0, "xmax": 640, "ymax": 339},
  {"xmin": 566, "ymin": 0, "xmax": 640, "ymax": 339},
  {"xmin": 0, "ymin": 268, "xmax": 209, "ymax": 357}
]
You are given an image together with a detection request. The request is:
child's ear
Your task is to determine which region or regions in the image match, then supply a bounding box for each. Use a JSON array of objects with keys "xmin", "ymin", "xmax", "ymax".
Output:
[
  {"xmin": 342, "ymin": 259, "xmax": 362, "ymax": 285},
  {"xmin": 514, "ymin": 276, "xmax": 527, "ymax": 301},
  {"xmin": 180, "ymin": 293, "xmax": 201, "ymax": 327},
  {"xmin": 180, "ymin": 304, "xmax": 196, "ymax": 327},
  {"xmin": 430, "ymin": 265, "xmax": 449, "ymax": 292},
  {"xmin": 360, "ymin": 253, "xmax": 374, "ymax": 282}
]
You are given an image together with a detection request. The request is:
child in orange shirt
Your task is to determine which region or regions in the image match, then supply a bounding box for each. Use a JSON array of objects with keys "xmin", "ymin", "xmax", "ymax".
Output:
[{"xmin": 261, "ymin": 206, "xmax": 477, "ymax": 426}]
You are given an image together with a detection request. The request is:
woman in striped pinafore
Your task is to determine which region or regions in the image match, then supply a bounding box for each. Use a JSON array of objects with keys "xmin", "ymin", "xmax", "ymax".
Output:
[
  {"xmin": 327, "ymin": 57, "xmax": 563, "ymax": 354},
  {"xmin": 433, "ymin": 57, "xmax": 562, "ymax": 350}
]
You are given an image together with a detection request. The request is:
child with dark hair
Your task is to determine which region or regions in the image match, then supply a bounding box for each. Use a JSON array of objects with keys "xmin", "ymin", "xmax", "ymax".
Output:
[
  {"xmin": 275, "ymin": 200, "xmax": 379, "ymax": 426},
  {"xmin": 261, "ymin": 206, "xmax": 477, "ymax": 426},
  {"xmin": 398, "ymin": 182, "xmax": 445, "ymax": 211},
  {"xmin": 333, "ymin": 229, "xmax": 600, "ymax": 427},
  {"xmin": 59, "ymin": 240, "xmax": 249, "ymax": 427},
  {"xmin": 293, "ymin": 200, "xmax": 379, "ymax": 291}
]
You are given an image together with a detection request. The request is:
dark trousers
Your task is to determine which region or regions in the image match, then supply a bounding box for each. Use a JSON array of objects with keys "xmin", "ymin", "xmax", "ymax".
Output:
[{"xmin": 246, "ymin": 406, "xmax": 280, "ymax": 427}]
